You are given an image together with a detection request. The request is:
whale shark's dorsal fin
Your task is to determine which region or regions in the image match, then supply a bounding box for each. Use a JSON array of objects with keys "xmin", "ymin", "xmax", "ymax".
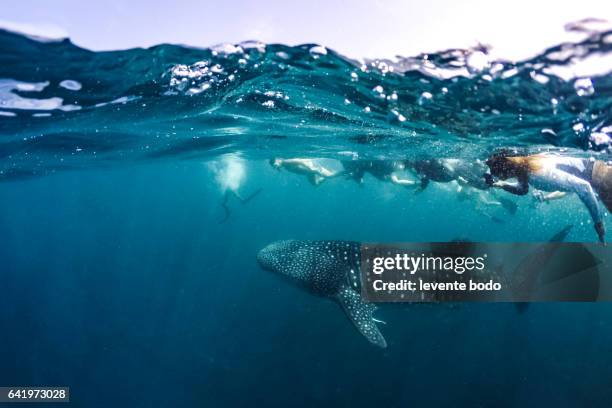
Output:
[{"xmin": 335, "ymin": 285, "xmax": 387, "ymax": 348}]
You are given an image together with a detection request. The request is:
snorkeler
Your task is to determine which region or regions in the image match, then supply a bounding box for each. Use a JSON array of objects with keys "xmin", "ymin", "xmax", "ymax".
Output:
[
  {"xmin": 485, "ymin": 150, "xmax": 611, "ymax": 242},
  {"xmin": 410, "ymin": 159, "xmax": 456, "ymax": 189},
  {"xmin": 270, "ymin": 158, "xmax": 344, "ymax": 185},
  {"xmin": 342, "ymin": 160, "xmax": 418, "ymax": 187},
  {"xmin": 207, "ymin": 153, "xmax": 262, "ymax": 223},
  {"xmin": 411, "ymin": 158, "xmax": 489, "ymax": 190},
  {"xmin": 409, "ymin": 158, "xmax": 518, "ymax": 215}
]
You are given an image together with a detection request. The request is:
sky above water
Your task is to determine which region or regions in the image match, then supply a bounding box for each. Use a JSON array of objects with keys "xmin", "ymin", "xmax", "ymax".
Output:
[{"xmin": 1, "ymin": 0, "xmax": 611, "ymax": 60}]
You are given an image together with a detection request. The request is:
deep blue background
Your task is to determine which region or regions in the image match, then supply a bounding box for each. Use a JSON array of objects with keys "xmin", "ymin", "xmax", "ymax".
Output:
[{"xmin": 1, "ymin": 161, "xmax": 611, "ymax": 407}]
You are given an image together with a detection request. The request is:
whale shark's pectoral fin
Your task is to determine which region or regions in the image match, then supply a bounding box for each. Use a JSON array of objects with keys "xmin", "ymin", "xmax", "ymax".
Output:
[{"xmin": 335, "ymin": 286, "xmax": 387, "ymax": 348}]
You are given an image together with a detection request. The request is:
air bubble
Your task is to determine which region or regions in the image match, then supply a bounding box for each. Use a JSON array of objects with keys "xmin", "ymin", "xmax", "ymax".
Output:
[
  {"xmin": 574, "ymin": 78, "xmax": 594, "ymax": 96},
  {"xmin": 418, "ymin": 92, "xmax": 433, "ymax": 105},
  {"xmin": 309, "ymin": 46, "xmax": 327, "ymax": 57},
  {"xmin": 59, "ymin": 80, "xmax": 82, "ymax": 91}
]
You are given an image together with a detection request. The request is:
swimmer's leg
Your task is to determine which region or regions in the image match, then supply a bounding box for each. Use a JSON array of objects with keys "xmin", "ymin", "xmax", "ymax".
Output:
[
  {"xmin": 414, "ymin": 176, "xmax": 430, "ymax": 193},
  {"xmin": 533, "ymin": 189, "xmax": 567, "ymax": 203},
  {"xmin": 543, "ymin": 191, "xmax": 567, "ymax": 201},
  {"xmin": 220, "ymin": 188, "xmax": 262, "ymax": 223},
  {"xmin": 475, "ymin": 208, "xmax": 505, "ymax": 224},
  {"xmin": 219, "ymin": 191, "xmax": 231, "ymax": 223},
  {"xmin": 234, "ymin": 188, "xmax": 263, "ymax": 204},
  {"xmin": 307, "ymin": 174, "xmax": 325, "ymax": 186},
  {"xmin": 498, "ymin": 196, "xmax": 518, "ymax": 215},
  {"xmin": 479, "ymin": 196, "xmax": 502, "ymax": 206}
]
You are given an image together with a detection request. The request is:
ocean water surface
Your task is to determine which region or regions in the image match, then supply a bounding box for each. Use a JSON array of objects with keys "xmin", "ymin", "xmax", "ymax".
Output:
[{"xmin": 1, "ymin": 24, "xmax": 612, "ymax": 407}]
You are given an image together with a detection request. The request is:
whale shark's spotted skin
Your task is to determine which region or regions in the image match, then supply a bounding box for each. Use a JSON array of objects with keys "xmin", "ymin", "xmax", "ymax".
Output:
[
  {"xmin": 257, "ymin": 240, "xmax": 386, "ymax": 348},
  {"xmin": 257, "ymin": 227, "xmax": 580, "ymax": 347}
]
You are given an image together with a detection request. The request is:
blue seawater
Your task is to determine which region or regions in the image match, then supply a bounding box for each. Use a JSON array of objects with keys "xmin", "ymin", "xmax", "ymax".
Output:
[{"xmin": 1, "ymin": 26, "xmax": 612, "ymax": 407}]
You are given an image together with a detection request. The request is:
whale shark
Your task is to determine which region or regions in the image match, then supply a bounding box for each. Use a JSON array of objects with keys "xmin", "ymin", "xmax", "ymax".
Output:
[
  {"xmin": 256, "ymin": 227, "xmax": 599, "ymax": 348},
  {"xmin": 257, "ymin": 240, "xmax": 387, "ymax": 348}
]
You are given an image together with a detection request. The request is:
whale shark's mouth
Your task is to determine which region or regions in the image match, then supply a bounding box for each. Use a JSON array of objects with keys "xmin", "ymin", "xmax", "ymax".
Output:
[
  {"xmin": 256, "ymin": 246, "xmax": 274, "ymax": 271},
  {"xmin": 256, "ymin": 240, "xmax": 295, "ymax": 272}
]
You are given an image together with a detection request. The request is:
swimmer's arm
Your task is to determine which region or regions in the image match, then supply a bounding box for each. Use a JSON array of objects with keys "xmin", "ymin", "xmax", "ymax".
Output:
[
  {"xmin": 390, "ymin": 173, "xmax": 416, "ymax": 186},
  {"xmin": 569, "ymin": 177, "xmax": 604, "ymax": 226},
  {"xmin": 493, "ymin": 176, "xmax": 529, "ymax": 195},
  {"xmin": 544, "ymin": 170, "xmax": 605, "ymax": 241},
  {"xmin": 542, "ymin": 191, "xmax": 567, "ymax": 201},
  {"xmin": 533, "ymin": 190, "xmax": 567, "ymax": 203},
  {"xmin": 571, "ymin": 177, "xmax": 606, "ymax": 242}
]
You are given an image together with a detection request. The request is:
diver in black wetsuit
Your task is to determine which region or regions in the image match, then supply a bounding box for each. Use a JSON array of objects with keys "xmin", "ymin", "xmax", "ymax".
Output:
[
  {"xmin": 410, "ymin": 158, "xmax": 489, "ymax": 190},
  {"xmin": 342, "ymin": 160, "xmax": 417, "ymax": 187}
]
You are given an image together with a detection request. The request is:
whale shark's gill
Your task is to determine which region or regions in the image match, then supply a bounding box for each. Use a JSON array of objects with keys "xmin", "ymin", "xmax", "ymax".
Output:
[{"xmin": 257, "ymin": 240, "xmax": 387, "ymax": 348}]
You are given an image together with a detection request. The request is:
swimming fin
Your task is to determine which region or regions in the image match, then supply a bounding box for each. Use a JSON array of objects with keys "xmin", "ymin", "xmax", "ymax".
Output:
[
  {"xmin": 238, "ymin": 188, "xmax": 263, "ymax": 204},
  {"xmin": 219, "ymin": 188, "xmax": 263, "ymax": 222}
]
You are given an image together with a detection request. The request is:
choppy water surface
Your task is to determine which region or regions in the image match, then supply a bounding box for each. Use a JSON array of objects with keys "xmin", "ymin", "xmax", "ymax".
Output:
[{"xmin": 0, "ymin": 23, "xmax": 611, "ymax": 180}]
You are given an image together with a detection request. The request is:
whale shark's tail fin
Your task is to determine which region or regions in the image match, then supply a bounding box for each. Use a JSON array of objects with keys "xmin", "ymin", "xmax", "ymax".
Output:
[
  {"xmin": 335, "ymin": 285, "xmax": 387, "ymax": 348},
  {"xmin": 512, "ymin": 224, "xmax": 574, "ymax": 313}
]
